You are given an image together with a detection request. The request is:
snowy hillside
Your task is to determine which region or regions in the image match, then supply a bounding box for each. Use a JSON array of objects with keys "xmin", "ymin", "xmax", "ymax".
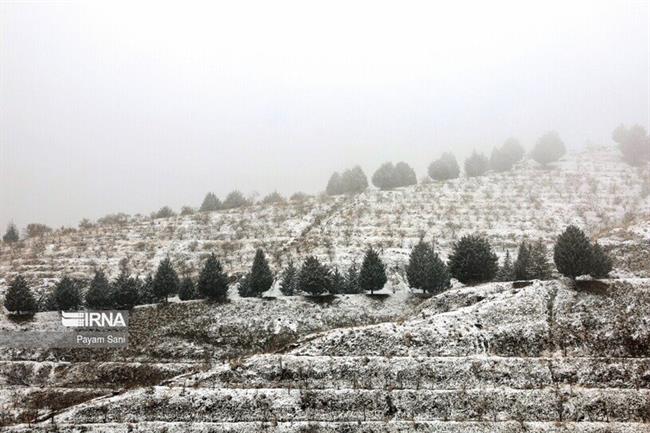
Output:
[
  {"xmin": 1, "ymin": 148, "xmax": 649, "ymax": 300},
  {"xmin": 6, "ymin": 278, "xmax": 650, "ymax": 432}
]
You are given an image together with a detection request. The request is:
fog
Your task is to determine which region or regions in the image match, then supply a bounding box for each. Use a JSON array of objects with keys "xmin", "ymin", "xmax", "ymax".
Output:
[{"xmin": 1, "ymin": 1, "xmax": 648, "ymax": 228}]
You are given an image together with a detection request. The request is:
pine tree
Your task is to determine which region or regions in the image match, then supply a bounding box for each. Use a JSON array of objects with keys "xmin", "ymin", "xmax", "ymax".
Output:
[
  {"xmin": 428, "ymin": 153, "xmax": 460, "ymax": 181},
  {"xmin": 612, "ymin": 124, "xmax": 650, "ymax": 166},
  {"xmin": 152, "ymin": 257, "xmax": 179, "ymax": 302},
  {"xmin": 406, "ymin": 240, "xmax": 450, "ymax": 294},
  {"xmin": 589, "ymin": 242, "xmax": 613, "ymax": 279},
  {"xmin": 112, "ymin": 272, "xmax": 140, "ymax": 310},
  {"xmin": 326, "ymin": 172, "xmax": 344, "ymax": 195},
  {"xmin": 329, "ymin": 267, "xmax": 346, "ymax": 295},
  {"xmin": 200, "ymin": 192, "xmax": 221, "ymax": 212},
  {"xmin": 553, "ymin": 225, "xmax": 593, "ymax": 279},
  {"xmin": 279, "ymin": 261, "xmax": 298, "ymax": 296},
  {"xmin": 496, "ymin": 250, "xmax": 514, "ymax": 282},
  {"xmin": 358, "ymin": 247, "xmax": 387, "ymax": 294},
  {"xmin": 372, "ymin": 162, "xmax": 397, "ymax": 190},
  {"xmin": 529, "ymin": 240, "xmax": 551, "ymax": 280},
  {"xmin": 343, "ymin": 262, "xmax": 361, "ymax": 294},
  {"xmin": 138, "ymin": 274, "xmax": 157, "ymax": 304},
  {"xmin": 394, "ymin": 162, "xmax": 417, "ymax": 187},
  {"xmin": 501, "ymin": 137, "xmax": 525, "ymax": 164},
  {"xmin": 222, "ymin": 190, "xmax": 250, "ymax": 209},
  {"xmin": 52, "ymin": 276, "xmax": 83, "ymax": 311},
  {"xmin": 178, "ymin": 276, "xmax": 197, "ymax": 301},
  {"xmin": 464, "ymin": 151, "xmax": 489, "ymax": 177},
  {"xmin": 197, "ymin": 253, "xmax": 229, "ymax": 301},
  {"xmin": 4, "ymin": 275, "xmax": 36, "ymax": 314},
  {"xmin": 3, "ymin": 223, "xmax": 19, "ymax": 243},
  {"xmin": 237, "ymin": 274, "xmax": 253, "ymax": 297},
  {"xmin": 531, "ymin": 131, "xmax": 566, "ymax": 165},
  {"xmin": 85, "ymin": 270, "xmax": 113, "ymax": 309},
  {"xmin": 248, "ymin": 249, "xmax": 273, "ymax": 297},
  {"xmin": 340, "ymin": 166, "xmax": 369, "ymax": 193},
  {"xmin": 513, "ymin": 242, "xmax": 532, "ymax": 280},
  {"xmin": 448, "ymin": 234, "xmax": 498, "ymax": 284},
  {"xmin": 297, "ymin": 256, "xmax": 332, "ymax": 296}
]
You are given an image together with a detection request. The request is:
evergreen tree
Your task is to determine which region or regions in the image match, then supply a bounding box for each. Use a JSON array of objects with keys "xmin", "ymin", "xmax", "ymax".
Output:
[
  {"xmin": 513, "ymin": 242, "xmax": 532, "ymax": 280},
  {"xmin": 200, "ymin": 192, "xmax": 222, "ymax": 212},
  {"xmin": 464, "ymin": 151, "xmax": 489, "ymax": 177},
  {"xmin": 237, "ymin": 274, "xmax": 253, "ymax": 297},
  {"xmin": 372, "ymin": 162, "xmax": 397, "ymax": 190},
  {"xmin": 496, "ymin": 250, "xmax": 514, "ymax": 282},
  {"xmin": 261, "ymin": 191, "xmax": 286, "ymax": 205},
  {"xmin": 341, "ymin": 166, "xmax": 369, "ymax": 193},
  {"xmin": 326, "ymin": 172, "xmax": 344, "ymax": 195},
  {"xmin": 358, "ymin": 247, "xmax": 387, "ymax": 294},
  {"xmin": 428, "ymin": 153, "xmax": 460, "ymax": 181},
  {"xmin": 138, "ymin": 274, "xmax": 157, "ymax": 304},
  {"xmin": 152, "ymin": 206, "xmax": 175, "ymax": 219},
  {"xmin": 297, "ymin": 256, "xmax": 332, "ymax": 296},
  {"xmin": 489, "ymin": 147, "xmax": 513, "ymax": 172},
  {"xmin": 501, "ymin": 137, "xmax": 525, "ymax": 164},
  {"xmin": 329, "ymin": 267, "xmax": 346, "ymax": 295},
  {"xmin": 343, "ymin": 262, "xmax": 361, "ymax": 294},
  {"xmin": 248, "ymin": 249, "xmax": 273, "ymax": 297},
  {"xmin": 52, "ymin": 276, "xmax": 83, "ymax": 311},
  {"xmin": 197, "ymin": 253, "xmax": 229, "ymax": 301},
  {"xmin": 531, "ymin": 131, "xmax": 566, "ymax": 165},
  {"xmin": 3, "ymin": 223, "xmax": 19, "ymax": 243},
  {"xmin": 112, "ymin": 272, "xmax": 140, "ymax": 310},
  {"xmin": 612, "ymin": 124, "xmax": 650, "ymax": 166},
  {"xmin": 448, "ymin": 234, "xmax": 498, "ymax": 284},
  {"xmin": 406, "ymin": 240, "xmax": 450, "ymax": 294},
  {"xmin": 85, "ymin": 270, "xmax": 113, "ymax": 309},
  {"xmin": 152, "ymin": 257, "xmax": 179, "ymax": 302},
  {"xmin": 589, "ymin": 242, "xmax": 613, "ymax": 279},
  {"xmin": 553, "ymin": 225, "xmax": 593, "ymax": 279},
  {"xmin": 529, "ymin": 240, "xmax": 552, "ymax": 280},
  {"xmin": 394, "ymin": 162, "xmax": 417, "ymax": 187},
  {"xmin": 4, "ymin": 275, "xmax": 36, "ymax": 314},
  {"xmin": 222, "ymin": 190, "xmax": 251, "ymax": 209},
  {"xmin": 279, "ymin": 261, "xmax": 298, "ymax": 296},
  {"xmin": 178, "ymin": 276, "xmax": 197, "ymax": 301}
]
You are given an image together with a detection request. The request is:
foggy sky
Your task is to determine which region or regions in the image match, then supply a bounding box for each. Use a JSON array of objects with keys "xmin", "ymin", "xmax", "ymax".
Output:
[{"xmin": 1, "ymin": 1, "xmax": 649, "ymax": 228}]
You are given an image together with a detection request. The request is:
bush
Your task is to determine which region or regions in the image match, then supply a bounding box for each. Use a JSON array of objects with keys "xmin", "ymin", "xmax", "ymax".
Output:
[
  {"xmin": 612, "ymin": 124, "xmax": 650, "ymax": 166},
  {"xmin": 4, "ymin": 275, "xmax": 36, "ymax": 314},
  {"xmin": 327, "ymin": 166, "xmax": 369, "ymax": 195},
  {"xmin": 406, "ymin": 240, "xmax": 450, "ymax": 294},
  {"xmin": 52, "ymin": 276, "xmax": 83, "ymax": 311},
  {"xmin": 178, "ymin": 276, "xmax": 197, "ymax": 301},
  {"xmin": 222, "ymin": 190, "xmax": 251, "ymax": 209},
  {"xmin": 111, "ymin": 272, "xmax": 140, "ymax": 309},
  {"xmin": 298, "ymin": 256, "xmax": 331, "ymax": 296},
  {"xmin": 448, "ymin": 234, "xmax": 498, "ymax": 284},
  {"xmin": 464, "ymin": 151, "xmax": 489, "ymax": 177},
  {"xmin": 553, "ymin": 225, "xmax": 593, "ymax": 279},
  {"xmin": 428, "ymin": 153, "xmax": 460, "ymax": 181},
  {"xmin": 290, "ymin": 192, "xmax": 310, "ymax": 202},
  {"xmin": 97, "ymin": 213, "xmax": 129, "ymax": 226},
  {"xmin": 152, "ymin": 257, "xmax": 179, "ymax": 302},
  {"xmin": 197, "ymin": 253, "xmax": 228, "ymax": 301},
  {"xmin": 200, "ymin": 192, "xmax": 221, "ymax": 212},
  {"xmin": 85, "ymin": 270, "xmax": 113, "ymax": 309},
  {"xmin": 358, "ymin": 247, "xmax": 387, "ymax": 294},
  {"xmin": 3, "ymin": 223, "xmax": 19, "ymax": 243},
  {"xmin": 245, "ymin": 249, "xmax": 273, "ymax": 297},
  {"xmin": 180, "ymin": 206, "xmax": 195, "ymax": 216},
  {"xmin": 78, "ymin": 218, "xmax": 94, "ymax": 230},
  {"xmin": 279, "ymin": 261, "xmax": 298, "ymax": 296},
  {"xmin": 25, "ymin": 223, "xmax": 52, "ymax": 239},
  {"xmin": 531, "ymin": 131, "xmax": 566, "ymax": 165}
]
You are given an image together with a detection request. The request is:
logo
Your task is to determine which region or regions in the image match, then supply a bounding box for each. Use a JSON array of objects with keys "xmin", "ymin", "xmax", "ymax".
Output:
[{"xmin": 61, "ymin": 311, "xmax": 128, "ymax": 328}]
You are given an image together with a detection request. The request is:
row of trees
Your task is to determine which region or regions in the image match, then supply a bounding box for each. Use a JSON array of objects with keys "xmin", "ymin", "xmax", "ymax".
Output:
[{"xmin": 2, "ymin": 225, "xmax": 613, "ymax": 315}]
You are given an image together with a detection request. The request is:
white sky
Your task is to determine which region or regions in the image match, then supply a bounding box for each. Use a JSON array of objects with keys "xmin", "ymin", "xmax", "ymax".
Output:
[{"xmin": 1, "ymin": 0, "xmax": 649, "ymax": 227}]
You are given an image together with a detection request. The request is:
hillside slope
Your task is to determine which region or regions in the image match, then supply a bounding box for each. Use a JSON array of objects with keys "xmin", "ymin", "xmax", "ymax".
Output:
[
  {"xmin": 9, "ymin": 278, "xmax": 650, "ymax": 432},
  {"xmin": 1, "ymin": 148, "xmax": 649, "ymax": 300}
]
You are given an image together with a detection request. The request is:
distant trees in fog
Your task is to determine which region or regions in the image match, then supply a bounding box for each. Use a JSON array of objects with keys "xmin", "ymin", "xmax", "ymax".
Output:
[
  {"xmin": 200, "ymin": 192, "xmax": 221, "ymax": 212},
  {"xmin": 464, "ymin": 151, "xmax": 489, "ymax": 178},
  {"xmin": 490, "ymin": 138, "xmax": 525, "ymax": 172},
  {"xmin": 326, "ymin": 166, "xmax": 369, "ymax": 195},
  {"xmin": 428, "ymin": 153, "xmax": 460, "ymax": 181},
  {"xmin": 531, "ymin": 131, "xmax": 566, "ymax": 166},
  {"xmin": 2, "ymin": 223, "xmax": 19, "ymax": 243},
  {"xmin": 371, "ymin": 162, "xmax": 417, "ymax": 190},
  {"xmin": 612, "ymin": 124, "xmax": 650, "ymax": 166}
]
